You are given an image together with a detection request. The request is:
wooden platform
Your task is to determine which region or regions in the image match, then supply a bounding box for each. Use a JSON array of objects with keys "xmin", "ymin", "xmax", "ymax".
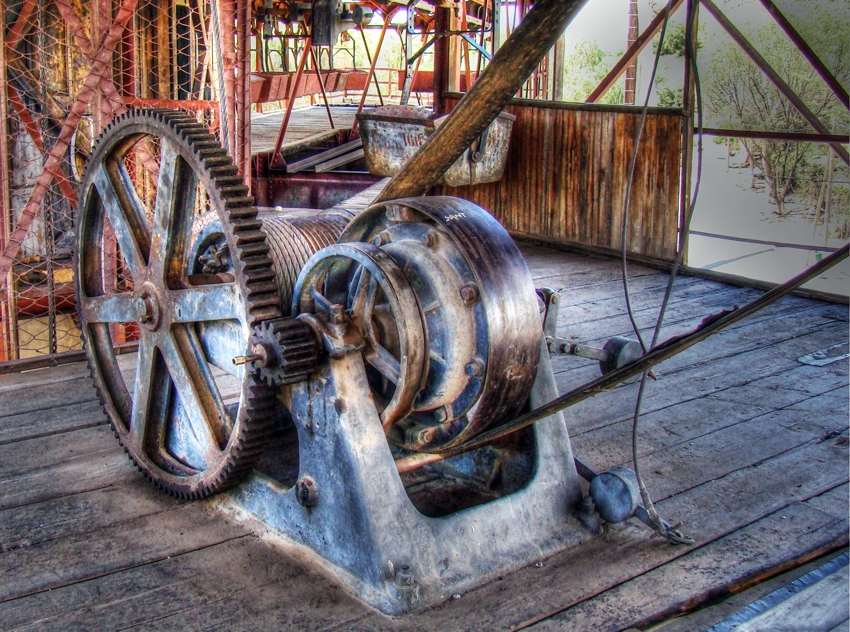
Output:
[
  {"xmin": 1, "ymin": 246, "xmax": 847, "ymax": 631},
  {"xmin": 251, "ymin": 106, "xmax": 359, "ymax": 156}
]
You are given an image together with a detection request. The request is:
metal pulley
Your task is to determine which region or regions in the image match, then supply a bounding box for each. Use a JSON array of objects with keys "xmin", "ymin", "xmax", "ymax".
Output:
[{"xmin": 290, "ymin": 196, "xmax": 542, "ymax": 453}]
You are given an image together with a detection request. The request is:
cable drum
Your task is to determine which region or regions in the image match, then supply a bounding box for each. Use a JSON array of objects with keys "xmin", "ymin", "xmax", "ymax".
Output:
[{"xmin": 261, "ymin": 212, "xmax": 350, "ymax": 314}]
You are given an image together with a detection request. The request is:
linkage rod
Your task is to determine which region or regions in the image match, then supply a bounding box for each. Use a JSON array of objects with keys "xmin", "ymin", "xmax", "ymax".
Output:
[{"xmin": 396, "ymin": 244, "xmax": 849, "ymax": 473}]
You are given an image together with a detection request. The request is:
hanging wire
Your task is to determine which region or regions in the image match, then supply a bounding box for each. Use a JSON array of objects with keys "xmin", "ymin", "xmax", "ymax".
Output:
[{"xmin": 620, "ymin": 0, "xmax": 705, "ymax": 545}]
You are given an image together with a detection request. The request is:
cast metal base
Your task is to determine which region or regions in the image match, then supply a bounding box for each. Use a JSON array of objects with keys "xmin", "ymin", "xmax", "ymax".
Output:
[{"xmin": 224, "ymin": 343, "xmax": 587, "ymax": 615}]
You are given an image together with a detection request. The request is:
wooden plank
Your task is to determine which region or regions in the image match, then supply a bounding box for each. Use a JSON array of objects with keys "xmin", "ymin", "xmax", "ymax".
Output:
[
  {"xmin": 439, "ymin": 101, "xmax": 682, "ymax": 262},
  {"xmin": 0, "ymin": 398, "xmax": 106, "ymax": 446},
  {"xmin": 572, "ymin": 378, "xmax": 847, "ymax": 472},
  {"xmin": 0, "ymin": 375, "xmax": 100, "ymax": 418},
  {"xmin": 527, "ymin": 501, "xmax": 848, "ymax": 631},
  {"xmin": 314, "ymin": 148, "xmax": 365, "ymax": 173},
  {"xmin": 735, "ymin": 562, "xmax": 849, "ymax": 632},
  {"xmin": 0, "ymin": 536, "xmax": 369, "ymax": 631},
  {"xmin": 0, "ymin": 482, "xmax": 182, "ymax": 554},
  {"xmin": 0, "ymin": 504, "xmax": 244, "ymax": 603},
  {"xmin": 557, "ymin": 322, "xmax": 848, "ymax": 436},
  {"xmin": 0, "ymin": 360, "xmax": 91, "ymax": 394},
  {"xmin": 0, "ymin": 425, "xmax": 134, "ymax": 510},
  {"xmin": 285, "ymin": 138, "xmax": 363, "ymax": 173}
]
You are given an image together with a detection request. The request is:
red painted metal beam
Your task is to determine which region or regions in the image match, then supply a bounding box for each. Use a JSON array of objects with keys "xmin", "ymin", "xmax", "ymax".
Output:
[{"xmin": 0, "ymin": 0, "xmax": 140, "ymax": 296}]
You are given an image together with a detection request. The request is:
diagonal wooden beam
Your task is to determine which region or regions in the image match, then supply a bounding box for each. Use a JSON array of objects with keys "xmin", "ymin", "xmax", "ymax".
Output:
[
  {"xmin": 376, "ymin": 0, "xmax": 591, "ymax": 203},
  {"xmin": 0, "ymin": 0, "xmax": 141, "ymax": 294},
  {"xmin": 701, "ymin": 0, "xmax": 849, "ymax": 166},
  {"xmin": 587, "ymin": 0, "xmax": 685, "ymax": 104},
  {"xmin": 758, "ymin": 0, "xmax": 849, "ymax": 110}
]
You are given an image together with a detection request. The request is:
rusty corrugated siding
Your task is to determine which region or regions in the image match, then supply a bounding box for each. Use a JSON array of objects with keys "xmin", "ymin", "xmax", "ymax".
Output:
[{"xmin": 441, "ymin": 97, "xmax": 683, "ymax": 262}]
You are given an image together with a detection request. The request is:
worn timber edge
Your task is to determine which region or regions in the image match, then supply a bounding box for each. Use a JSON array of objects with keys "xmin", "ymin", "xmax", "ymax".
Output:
[
  {"xmin": 511, "ymin": 232, "xmax": 850, "ymax": 305},
  {"xmin": 0, "ymin": 343, "xmax": 137, "ymax": 376},
  {"xmin": 443, "ymin": 91, "xmax": 684, "ymax": 116}
]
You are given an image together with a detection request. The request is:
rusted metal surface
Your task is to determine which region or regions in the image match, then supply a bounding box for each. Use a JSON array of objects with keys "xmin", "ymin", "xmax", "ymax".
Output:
[
  {"xmin": 76, "ymin": 110, "xmax": 281, "ymax": 498},
  {"xmin": 271, "ymin": 36, "xmax": 312, "ymax": 166},
  {"xmin": 335, "ymin": 197, "xmax": 541, "ymax": 452},
  {"xmin": 255, "ymin": 171, "xmax": 381, "ymax": 209},
  {"xmin": 375, "ymin": 0, "xmax": 590, "ymax": 203},
  {"xmin": 394, "ymin": 242, "xmax": 850, "ymax": 475},
  {"xmin": 261, "ymin": 210, "xmax": 349, "ymax": 313},
  {"xmin": 0, "ymin": 0, "xmax": 140, "ymax": 297},
  {"xmin": 358, "ymin": 106, "xmax": 515, "ymax": 186},
  {"xmin": 442, "ymin": 96, "xmax": 683, "ymax": 262}
]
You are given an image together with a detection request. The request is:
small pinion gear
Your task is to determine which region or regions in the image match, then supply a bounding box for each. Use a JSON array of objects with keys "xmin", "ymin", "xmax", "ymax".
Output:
[{"xmin": 249, "ymin": 318, "xmax": 320, "ymax": 386}]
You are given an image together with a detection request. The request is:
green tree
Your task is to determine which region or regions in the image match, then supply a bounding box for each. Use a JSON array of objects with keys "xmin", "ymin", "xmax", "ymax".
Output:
[
  {"xmin": 562, "ymin": 41, "xmax": 624, "ymax": 104},
  {"xmin": 704, "ymin": 13, "xmax": 849, "ymax": 216}
]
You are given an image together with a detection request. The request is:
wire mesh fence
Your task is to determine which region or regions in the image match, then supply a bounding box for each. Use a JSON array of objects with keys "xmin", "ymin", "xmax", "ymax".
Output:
[{"xmin": 0, "ymin": 0, "xmax": 224, "ymax": 363}]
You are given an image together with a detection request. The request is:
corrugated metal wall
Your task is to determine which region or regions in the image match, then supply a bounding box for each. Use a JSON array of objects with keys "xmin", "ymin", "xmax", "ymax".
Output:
[{"xmin": 442, "ymin": 96, "xmax": 684, "ymax": 262}]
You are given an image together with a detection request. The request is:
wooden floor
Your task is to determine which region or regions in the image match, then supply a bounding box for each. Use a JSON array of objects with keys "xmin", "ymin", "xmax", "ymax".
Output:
[
  {"xmin": 251, "ymin": 106, "xmax": 359, "ymax": 156},
  {"xmin": 0, "ymin": 246, "xmax": 847, "ymax": 631}
]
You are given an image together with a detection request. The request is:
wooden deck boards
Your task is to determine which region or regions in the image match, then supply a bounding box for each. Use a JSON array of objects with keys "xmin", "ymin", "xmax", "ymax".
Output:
[
  {"xmin": 251, "ymin": 106, "xmax": 359, "ymax": 156},
  {"xmin": 0, "ymin": 245, "xmax": 847, "ymax": 631}
]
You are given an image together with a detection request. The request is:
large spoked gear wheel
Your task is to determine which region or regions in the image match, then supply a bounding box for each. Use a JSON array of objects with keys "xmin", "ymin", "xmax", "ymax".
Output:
[{"xmin": 75, "ymin": 109, "xmax": 281, "ymax": 498}]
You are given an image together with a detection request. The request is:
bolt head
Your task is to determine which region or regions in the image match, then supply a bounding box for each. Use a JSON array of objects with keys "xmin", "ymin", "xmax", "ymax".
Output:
[
  {"xmin": 465, "ymin": 361, "xmax": 482, "ymax": 377},
  {"xmin": 329, "ymin": 303, "xmax": 345, "ymax": 324},
  {"xmin": 295, "ymin": 476, "xmax": 319, "ymax": 508},
  {"xmin": 434, "ymin": 407, "xmax": 448, "ymax": 423},
  {"xmin": 459, "ymin": 283, "xmax": 479, "ymax": 306}
]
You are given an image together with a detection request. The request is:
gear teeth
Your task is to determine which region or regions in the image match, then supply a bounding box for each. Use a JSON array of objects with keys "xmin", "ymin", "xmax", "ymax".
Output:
[
  {"xmin": 250, "ymin": 318, "xmax": 320, "ymax": 386},
  {"xmin": 75, "ymin": 108, "xmax": 283, "ymax": 500}
]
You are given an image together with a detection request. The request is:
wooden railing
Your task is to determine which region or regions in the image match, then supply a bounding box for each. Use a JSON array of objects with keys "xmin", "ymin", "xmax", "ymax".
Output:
[{"xmin": 441, "ymin": 95, "xmax": 684, "ymax": 262}]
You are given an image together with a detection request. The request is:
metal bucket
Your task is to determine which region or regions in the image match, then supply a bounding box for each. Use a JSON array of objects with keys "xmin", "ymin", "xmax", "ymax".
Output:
[{"xmin": 357, "ymin": 105, "xmax": 515, "ymax": 186}]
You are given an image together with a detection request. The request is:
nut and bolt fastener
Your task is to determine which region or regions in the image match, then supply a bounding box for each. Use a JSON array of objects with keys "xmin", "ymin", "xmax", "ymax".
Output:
[
  {"xmin": 465, "ymin": 361, "xmax": 482, "ymax": 377},
  {"xmin": 459, "ymin": 283, "xmax": 479, "ymax": 306},
  {"xmin": 295, "ymin": 476, "xmax": 319, "ymax": 508},
  {"xmin": 371, "ymin": 231, "xmax": 390, "ymax": 246},
  {"xmin": 394, "ymin": 565, "xmax": 415, "ymax": 588},
  {"xmin": 434, "ymin": 407, "xmax": 448, "ymax": 423},
  {"xmin": 329, "ymin": 304, "xmax": 345, "ymax": 324},
  {"xmin": 422, "ymin": 230, "xmax": 437, "ymax": 248}
]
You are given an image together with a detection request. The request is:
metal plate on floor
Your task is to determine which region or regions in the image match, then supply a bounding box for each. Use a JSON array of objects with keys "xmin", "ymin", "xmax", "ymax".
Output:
[{"xmin": 798, "ymin": 342, "xmax": 850, "ymax": 367}]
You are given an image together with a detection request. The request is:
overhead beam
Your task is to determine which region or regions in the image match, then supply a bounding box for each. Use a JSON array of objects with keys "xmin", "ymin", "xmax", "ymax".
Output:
[
  {"xmin": 376, "ymin": 0, "xmax": 590, "ymax": 203},
  {"xmin": 586, "ymin": 0, "xmax": 685, "ymax": 104},
  {"xmin": 701, "ymin": 0, "xmax": 849, "ymax": 166},
  {"xmin": 758, "ymin": 0, "xmax": 849, "ymax": 110}
]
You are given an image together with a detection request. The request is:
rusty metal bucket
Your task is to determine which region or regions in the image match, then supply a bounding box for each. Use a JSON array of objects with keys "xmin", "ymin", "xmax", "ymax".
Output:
[{"xmin": 357, "ymin": 105, "xmax": 515, "ymax": 186}]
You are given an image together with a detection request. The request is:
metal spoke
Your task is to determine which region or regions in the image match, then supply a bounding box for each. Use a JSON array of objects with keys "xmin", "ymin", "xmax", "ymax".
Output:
[
  {"xmin": 92, "ymin": 164, "xmax": 149, "ymax": 275},
  {"xmin": 160, "ymin": 326, "xmax": 230, "ymax": 462},
  {"xmin": 350, "ymin": 268, "xmax": 378, "ymax": 320},
  {"xmin": 365, "ymin": 343, "xmax": 401, "ymax": 384},
  {"xmin": 80, "ymin": 293, "xmax": 140, "ymax": 324},
  {"xmin": 150, "ymin": 138, "xmax": 183, "ymax": 279},
  {"xmin": 129, "ymin": 335, "xmax": 156, "ymax": 448},
  {"xmin": 170, "ymin": 283, "xmax": 240, "ymax": 323}
]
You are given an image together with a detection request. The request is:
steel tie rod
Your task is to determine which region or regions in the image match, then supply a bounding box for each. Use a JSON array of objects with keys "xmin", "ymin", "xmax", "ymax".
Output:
[{"xmin": 396, "ymin": 244, "xmax": 849, "ymax": 473}]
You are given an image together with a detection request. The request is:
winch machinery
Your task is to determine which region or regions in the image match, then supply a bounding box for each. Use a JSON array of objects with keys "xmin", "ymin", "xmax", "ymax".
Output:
[{"xmin": 75, "ymin": 110, "xmax": 643, "ymax": 614}]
